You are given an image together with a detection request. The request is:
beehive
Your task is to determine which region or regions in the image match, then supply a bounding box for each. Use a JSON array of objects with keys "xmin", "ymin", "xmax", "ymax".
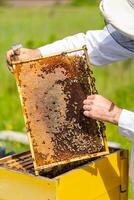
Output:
[
  {"xmin": 12, "ymin": 46, "xmax": 109, "ymax": 175},
  {"xmin": 0, "ymin": 148, "xmax": 128, "ymax": 200}
]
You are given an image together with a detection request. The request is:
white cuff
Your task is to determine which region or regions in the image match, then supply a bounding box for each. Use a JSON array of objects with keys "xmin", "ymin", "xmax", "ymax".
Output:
[{"xmin": 119, "ymin": 109, "xmax": 134, "ymax": 142}]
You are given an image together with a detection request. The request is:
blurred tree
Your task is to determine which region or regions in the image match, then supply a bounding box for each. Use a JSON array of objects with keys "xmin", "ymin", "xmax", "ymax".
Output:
[{"xmin": 0, "ymin": 0, "xmax": 6, "ymax": 6}]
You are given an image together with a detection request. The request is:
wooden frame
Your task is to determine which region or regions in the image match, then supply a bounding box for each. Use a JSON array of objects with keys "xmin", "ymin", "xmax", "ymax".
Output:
[{"xmin": 12, "ymin": 46, "xmax": 109, "ymax": 175}]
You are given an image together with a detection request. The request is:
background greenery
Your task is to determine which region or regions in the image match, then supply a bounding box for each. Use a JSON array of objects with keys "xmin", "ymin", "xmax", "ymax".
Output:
[
  {"xmin": 71, "ymin": 0, "xmax": 98, "ymax": 6},
  {"xmin": 0, "ymin": 2, "xmax": 133, "ymax": 198}
]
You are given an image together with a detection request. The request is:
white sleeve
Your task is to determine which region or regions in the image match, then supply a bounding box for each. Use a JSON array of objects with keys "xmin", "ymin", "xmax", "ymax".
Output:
[
  {"xmin": 38, "ymin": 26, "xmax": 134, "ymax": 66},
  {"xmin": 119, "ymin": 109, "xmax": 134, "ymax": 142},
  {"xmin": 39, "ymin": 26, "xmax": 134, "ymax": 142}
]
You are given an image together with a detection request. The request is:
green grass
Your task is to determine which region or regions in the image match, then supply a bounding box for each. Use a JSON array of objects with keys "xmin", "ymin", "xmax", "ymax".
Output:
[
  {"xmin": 0, "ymin": 4, "xmax": 133, "ymax": 198},
  {"xmin": 71, "ymin": 0, "xmax": 98, "ymax": 6},
  {"xmin": 0, "ymin": 5, "xmax": 104, "ymax": 132}
]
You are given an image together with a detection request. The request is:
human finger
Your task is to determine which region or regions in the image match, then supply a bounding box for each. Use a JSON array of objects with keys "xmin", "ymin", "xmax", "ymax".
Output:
[
  {"xmin": 83, "ymin": 111, "xmax": 91, "ymax": 118},
  {"xmin": 83, "ymin": 105, "xmax": 92, "ymax": 111},
  {"xmin": 83, "ymin": 99, "xmax": 93, "ymax": 105},
  {"xmin": 6, "ymin": 52, "xmax": 16, "ymax": 73},
  {"xmin": 87, "ymin": 95, "xmax": 96, "ymax": 100},
  {"xmin": 6, "ymin": 50, "xmax": 14, "ymax": 67}
]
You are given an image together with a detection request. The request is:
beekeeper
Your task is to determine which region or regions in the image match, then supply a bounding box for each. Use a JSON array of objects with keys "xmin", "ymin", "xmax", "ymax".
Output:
[{"xmin": 6, "ymin": 0, "xmax": 134, "ymax": 194}]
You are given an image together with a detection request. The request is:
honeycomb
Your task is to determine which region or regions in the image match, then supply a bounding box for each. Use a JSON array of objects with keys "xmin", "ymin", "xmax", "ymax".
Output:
[{"xmin": 12, "ymin": 47, "xmax": 109, "ymax": 174}]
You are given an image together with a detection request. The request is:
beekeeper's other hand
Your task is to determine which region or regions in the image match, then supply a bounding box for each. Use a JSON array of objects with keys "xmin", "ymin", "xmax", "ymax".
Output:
[
  {"xmin": 83, "ymin": 95, "xmax": 122, "ymax": 125},
  {"xmin": 6, "ymin": 48, "xmax": 41, "ymax": 72}
]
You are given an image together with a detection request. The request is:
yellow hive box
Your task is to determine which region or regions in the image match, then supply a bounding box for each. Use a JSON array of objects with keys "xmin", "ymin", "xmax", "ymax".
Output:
[{"xmin": 0, "ymin": 148, "xmax": 128, "ymax": 200}]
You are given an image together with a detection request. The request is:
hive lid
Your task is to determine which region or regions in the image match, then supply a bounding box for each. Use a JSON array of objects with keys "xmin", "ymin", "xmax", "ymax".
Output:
[{"xmin": 12, "ymin": 46, "xmax": 109, "ymax": 175}]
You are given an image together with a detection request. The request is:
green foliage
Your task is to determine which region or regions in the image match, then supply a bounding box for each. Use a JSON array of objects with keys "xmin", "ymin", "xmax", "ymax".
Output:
[
  {"xmin": 71, "ymin": 0, "xmax": 98, "ymax": 6},
  {"xmin": 0, "ymin": 0, "xmax": 7, "ymax": 6},
  {"xmin": 0, "ymin": 141, "xmax": 29, "ymax": 153}
]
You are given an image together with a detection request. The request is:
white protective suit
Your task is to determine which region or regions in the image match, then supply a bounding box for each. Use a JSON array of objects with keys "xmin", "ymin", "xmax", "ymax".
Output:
[{"xmin": 38, "ymin": 25, "xmax": 134, "ymax": 191}]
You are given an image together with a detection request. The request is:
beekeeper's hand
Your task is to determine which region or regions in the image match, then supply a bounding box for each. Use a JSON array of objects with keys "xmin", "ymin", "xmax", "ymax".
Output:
[
  {"xmin": 6, "ymin": 48, "xmax": 41, "ymax": 72},
  {"xmin": 83, "ymin": 95, "xmax": 122, "ymax": 125}
]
